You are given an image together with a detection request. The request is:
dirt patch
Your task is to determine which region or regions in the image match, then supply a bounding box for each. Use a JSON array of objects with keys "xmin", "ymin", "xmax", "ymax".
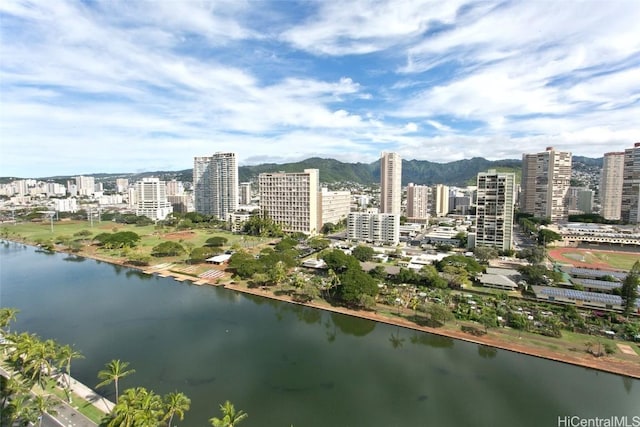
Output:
[{"xmin": 163, "ymin": 231, "xmax": 196, "ymax": 240}]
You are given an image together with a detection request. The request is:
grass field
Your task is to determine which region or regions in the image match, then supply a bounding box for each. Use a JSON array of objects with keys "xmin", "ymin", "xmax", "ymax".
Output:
[
  {"xmin": 1, "ymin": 220, "xmax": 269, "ymax": 265},
  {"xmin": 548, "ymin": 247, "xmax": 639, "ymax": 271}
]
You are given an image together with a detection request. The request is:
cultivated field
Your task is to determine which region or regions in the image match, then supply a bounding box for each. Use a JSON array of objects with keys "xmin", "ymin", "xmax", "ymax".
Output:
[{"xmin": 547, "ymin": 247, "xmax": 639, "ymax": 271}]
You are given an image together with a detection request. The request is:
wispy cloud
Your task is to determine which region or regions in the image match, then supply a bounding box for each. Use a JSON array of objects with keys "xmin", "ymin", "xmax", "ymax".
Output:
[{"xmin": 0, "ymin": 0, "xmax": 639, "ymax": 176}]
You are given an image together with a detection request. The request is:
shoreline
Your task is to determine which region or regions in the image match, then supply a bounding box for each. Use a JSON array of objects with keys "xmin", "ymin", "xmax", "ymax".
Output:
[{"xmin": 5, "ymin": 239, "xmax": 640, "ymax": 379}]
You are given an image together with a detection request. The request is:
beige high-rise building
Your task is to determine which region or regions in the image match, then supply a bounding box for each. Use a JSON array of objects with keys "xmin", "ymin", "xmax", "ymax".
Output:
[
  {"xmin": 379, "ymin": 152, "xmax": 402, "ymax": 214},
  {"xmin": 600, "ymin": 152, "xmax": 625, "ymax": 220},
  {"xmin": 239, "ymin": 182, "xmax": 252, "ymax": 205},
  {"xmin": 259, "ymin": 169, "xmax": 320, "ymax": 235},
  {"xmin": 406, "ymin": 183, "xmax": 429, "ymax": 220},
  {"xmin": 475, "ymin": 170, "xmax": 515, "ymax": 251},
  {"xmin": 520, "ymin": 147, "xmax": 572, "ymax": 222},
  {"xmin": 431, "ymin": 184, "xmax": 450, "ymax": 217},
  {"xmin": 193, "ymin": 152, "xmax": 238, "ymax": 220},
  {"xmin": 621, "ymin": 142, "xmax": 640, "ymax": 224},
  {"xmin": 319, "ymin": 188, "xmax": 351, "ymax": 229},
  {"xmin": 115, "ymin": 178, "xmax": 129, "ymax": 194}
]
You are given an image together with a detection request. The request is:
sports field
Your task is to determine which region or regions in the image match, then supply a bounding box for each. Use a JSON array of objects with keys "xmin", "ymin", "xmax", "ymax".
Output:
[{"xmin": 548, "ymin": 247, "xmax": 639, "ymax": 271}]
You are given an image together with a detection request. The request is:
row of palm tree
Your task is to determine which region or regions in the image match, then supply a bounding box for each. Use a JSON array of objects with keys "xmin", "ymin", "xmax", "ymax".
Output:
[
  {"xmin": 1, "ymin": 308, "xmax": 72, "ymax": 425},
  {"xmin": 2, "ymin": 308, "xmax": 249, "ymax": 427},
  {"xmin": 96, "ymin": 359, "xmax": 247, "ymax": 427}
]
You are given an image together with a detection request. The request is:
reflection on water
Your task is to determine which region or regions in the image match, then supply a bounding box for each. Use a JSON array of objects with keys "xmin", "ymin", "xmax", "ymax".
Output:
[
  {"xmin": 1, "ymin": 241, "xmax": 639, "ymax": 427},
  {"xmin": 330, "ymin": 312, "xmax": 377, "ymax": 337}
]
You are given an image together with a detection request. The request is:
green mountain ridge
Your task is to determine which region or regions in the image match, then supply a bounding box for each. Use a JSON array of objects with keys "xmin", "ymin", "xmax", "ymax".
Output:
[{"xmin": 4, "ymin": 156, "xmax": 602, "ymax": 187}]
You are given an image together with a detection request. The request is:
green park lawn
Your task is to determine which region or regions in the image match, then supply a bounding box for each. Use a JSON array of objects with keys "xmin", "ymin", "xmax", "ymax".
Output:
[
  {"xmin": 2, "ymin": 220, "xmax": 267, "ymax": 265},
  {"xmin": 589, "ymin": 251, "xmax": 639, "ymax": 271}
]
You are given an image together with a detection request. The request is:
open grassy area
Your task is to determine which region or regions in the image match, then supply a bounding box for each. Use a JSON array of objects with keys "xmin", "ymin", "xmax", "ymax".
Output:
[
  {"xmin": 548, "ymin": 247, "xmax": 639, "ymax": 271},
  {"xmin": 2, "ymin": 220, "xmax": 270, "ymax": 266}
]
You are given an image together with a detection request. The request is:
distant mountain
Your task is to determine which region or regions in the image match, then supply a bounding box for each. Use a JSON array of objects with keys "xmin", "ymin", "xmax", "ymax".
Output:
[{"xmin": 8, "ymin": 155, "xmax": 602, "ymax": 187}]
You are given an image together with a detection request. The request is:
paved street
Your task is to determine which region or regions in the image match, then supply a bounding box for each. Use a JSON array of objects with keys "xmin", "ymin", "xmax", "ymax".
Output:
[{"xmin": 0, "ymin": 366, "xmax": 102, "ymax": 427}]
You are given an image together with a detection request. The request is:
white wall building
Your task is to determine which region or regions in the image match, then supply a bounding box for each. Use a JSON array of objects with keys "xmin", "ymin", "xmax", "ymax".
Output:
[
  {"xmin": 53, "ymin": 198, "xmax": 78, "ymax": 213},
  {"xmin": 475, "ymin": 170, "xmax": 515, "ymax": 251},
  {"xmin": 193, "ymin": 152, "xmax": 239, "ymax": 220},
  {"xmin": 621, "ymin": 142, "xmax": 640, "ymax": 224},
  {"xmin": 259, "ymin": 169, "xmax": 320, "ymax": 235},
  {"xmin": 347, "ymin": 212, "xmax": 400, "ymax": 245},
  {"xmin": 75, "ymin": 176, "xmax": 96, "ymax": 197},
  {"xmin": 135, "ymin": 178, "xmax": 173, "ymax": 221},
  {"xmin": 600, "ymin": 152, "xmax": 625, "ymax": 220},
  {"xmin": 521, "ymin": 147, "xmax": 572, "ymax": 222},
  {"xmin": 406, "ymin": 183, "xmax": 429, "ymax": 220}
]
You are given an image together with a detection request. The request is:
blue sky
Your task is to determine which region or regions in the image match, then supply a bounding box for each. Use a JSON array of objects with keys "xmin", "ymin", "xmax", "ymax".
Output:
[{"xmin": 1, "ymin": 0, "xmax": 639, "ymax": 177}]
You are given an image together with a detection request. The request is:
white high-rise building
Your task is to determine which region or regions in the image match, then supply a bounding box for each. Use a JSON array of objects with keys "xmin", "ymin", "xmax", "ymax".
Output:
[
  {"xmin": 600, "ymin": 152, "xmax": 625, "ymax": 220},
  {"xmin": 259, "ymin": 169, "xmax": 320, "ymax": 235},
  {"xmin": 347, "ymin": 212, "xmax": 400, "ymax": 245},
  {"xmin": 193, "ymin": 152, "xmax": 238, "ymax": 220},
  {"xmin": 239, "ymin": 182, "xmax": 252, "ymax": 205},
  {"xmin": 319, "ymin": 188, "xmax": 351, "ymax": 229},
  {"xmin": 379, "ymin": 152, "xmax": 402, "ymax": 214},
  {"xmin": 406, "ymin": 183, "xmax": 429, "ymax": 220},
  {"xmin": 431, "ymin": 184, "xmax": 450, "ymax": 217},
  {"xmin": 521, "ymin": 147, "xmax": 572, "ymax": 222},
  {"xmin": 135, "ymin": 178, "xmax": 173, "ymax": 221},
  {"xmin": 621, "ymin": 142, "xmax": 640, "ymax": 224},
  {"xmin": 75, "ymin": 176, "xmax": 95, "ymax": 197},
  {"xmin": 475, "ymin": 170, "xmax": 515, "ymax": 251}
]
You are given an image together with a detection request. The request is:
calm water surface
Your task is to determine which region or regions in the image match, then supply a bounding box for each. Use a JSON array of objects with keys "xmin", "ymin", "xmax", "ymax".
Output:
[{"xmin": 1, "ymin": 242, "xmax": 638, "ymax": 427}]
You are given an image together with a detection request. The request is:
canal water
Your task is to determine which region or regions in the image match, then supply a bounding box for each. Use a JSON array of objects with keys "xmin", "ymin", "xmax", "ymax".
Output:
[{"xmin": 1, "ymin": 241, "xmax": 638, "ymax": 427}]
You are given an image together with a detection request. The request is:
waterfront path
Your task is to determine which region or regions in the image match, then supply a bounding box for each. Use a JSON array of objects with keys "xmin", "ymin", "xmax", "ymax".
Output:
[
  {"xmin": 60, "ymin": 373, "xmax": 115, "ymax": 414},
  {"xmin": 0, "ymin": 365, "xmax": 114, "ymax": 426}
]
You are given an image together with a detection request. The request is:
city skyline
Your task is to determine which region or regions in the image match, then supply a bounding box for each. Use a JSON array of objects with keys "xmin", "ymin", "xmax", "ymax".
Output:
[{"xmin": 1, "ymin": 1, "xmax": 639, "ymax": 177}]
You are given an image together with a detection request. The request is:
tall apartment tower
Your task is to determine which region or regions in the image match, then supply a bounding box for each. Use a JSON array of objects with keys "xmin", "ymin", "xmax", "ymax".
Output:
[
  {"xmin": 379, "ymin": 152, "xmax": 402, "ymax": 214},
  {"xmin": 193, "ymin": 152, "xmax": 238, "ymax": 220},
  {"xmin": 431, "ymin": 184, "xmax": 450, "ymax": 217},
  {"xmin": 520, "ymin": 147, "xmax": 572, "ymax": 222},
  {"xmin": 475, "ymin": 170, "xmax": 515, "ymax": 251},
  {"xmin": 239, "ymin": 182, "xmax": 252, "ymax": 205},
  {"xmin": 135, "ymin": 178, "xmax": 173, "ymax": 221},
  {"xmin": 600, "ymin": 152, "xmax": 625, "ymax": 220},
  {"xmin": 406, "ymin": 183, "xmax": 430, "ymax": 220},
  {"xmin": 621, "ymin": 142, "xmax": 640, "ymax": 224},
  {"xmin": 258, "ymin": 169, "xmax": 320, "ymax": 235},
  {"xmin": 75, "ymin": 175, "xmax": 95, "ymax": 197}
]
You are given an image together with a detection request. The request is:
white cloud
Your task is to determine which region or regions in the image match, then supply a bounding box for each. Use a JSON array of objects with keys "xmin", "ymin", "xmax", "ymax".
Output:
[
  {"xmin": 1, "ymin": 0, "xmax": 639, "ymax": 177},
  {"xmin": 280, "ymin": 0, "xmax": 465, "ymax": 55}
]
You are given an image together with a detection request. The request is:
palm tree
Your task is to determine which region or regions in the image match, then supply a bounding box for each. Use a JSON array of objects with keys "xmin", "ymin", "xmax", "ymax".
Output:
[
  {"xmin": 6, "ymin": 393, "xmax": 37, "ymax": 426},
  {"xmin": 0, "ymin": 307, "xmax": 19, "ymax": 333},
  {"xmin": 209, "ymin": 400, "xmax": 248, "ymax": 427},
  {"xmin": 56, "ymin": 344, "xmax": 84, "ymax": 402},
  {"xmin": 24, "ymin": 338, "xmax": 57, "ymax": 389},
  {"xmin": 32, "ymin": 394, "xmax": 58, "ymax": 427},
  {"xmin": 96, "ymin": 359, "xmax": 136, "ymax": 403},
  {"xmin": 105, "ymin": 387, "xmax": 165, "ymax": 427},
  {"xmin": 164, "ymin": 391, "xmax": 191, "ymax": 427}
]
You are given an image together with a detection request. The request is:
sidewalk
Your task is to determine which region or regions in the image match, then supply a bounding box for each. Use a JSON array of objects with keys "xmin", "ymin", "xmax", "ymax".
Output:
[{"xmin": 60, "ymin": 373, "xmax": 115, "ymax": 413}]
